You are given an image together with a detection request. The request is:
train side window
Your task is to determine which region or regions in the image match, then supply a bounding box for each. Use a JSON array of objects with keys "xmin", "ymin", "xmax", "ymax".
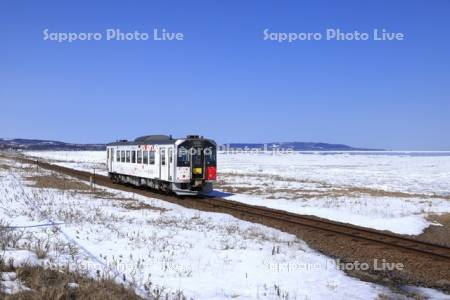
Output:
[
  {"xmin": 111, "ymin": 149, "xmax": 114, "ymax": 161},
  {"xmin": 126, "ymin": 151, "xmax": 131, "ymax": 163},
  {"xmin": 137, "ymin": 150, "xmax": 142, "ymax": 164},
  {"xmin": 169, "ymin": 149, "xmax": 173, "ymax": 163},
  {"xmin": 161, "ymin": 149, "xmax": 166, "ymax": 166},
  {"xmin": 143, "ymin": 151, "xmax": 149, "ymax": 164},
  {"xmin": 149, "ymin": 150, "xmax": 155, "ymax": 165},
  {"xmin": 117, "ymin": 150, "xmax": 120, "ymax": 162},
  {"xmin": 107, "ymin": 149, "xmax": 109, "ymax": 160},
  {"xmin": 121, "ymin": 150, "xmax": 125, "ymax": 163},
  {"xmin": 132, "ymin": 151, "xmax": 136, "ymax": 163}
]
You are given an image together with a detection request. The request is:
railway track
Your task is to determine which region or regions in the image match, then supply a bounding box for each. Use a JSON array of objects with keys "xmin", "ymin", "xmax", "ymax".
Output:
[
  {"xmin": 202, "ymin": 199, "xmax": 450, "ymax": 260},
  {"xmin": 14, "ymin": 155, "xmax": 450, "ymax": 262}
]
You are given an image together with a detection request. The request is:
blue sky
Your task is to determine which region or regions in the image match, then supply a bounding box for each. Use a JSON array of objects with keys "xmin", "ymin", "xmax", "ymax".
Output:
[{"xmin": 1, "ymin": 0, "xmax": 449, "ymax": 150}]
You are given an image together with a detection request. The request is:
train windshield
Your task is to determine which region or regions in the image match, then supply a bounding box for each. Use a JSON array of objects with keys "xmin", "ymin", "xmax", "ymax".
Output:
[
  {"xmin": 177, "ymin": 147, "xmax": 190, "ymax": 167},
  {"xmin": 177, "ymin": 144, "xmax": 216, "ymax": 167},
  {"xmin": 192, "ymin": 148, "xmax": 203, "ymax": 167},
  {"xmin": 204, "ymin": 147, "xmax": 216, "ymax": 166}
]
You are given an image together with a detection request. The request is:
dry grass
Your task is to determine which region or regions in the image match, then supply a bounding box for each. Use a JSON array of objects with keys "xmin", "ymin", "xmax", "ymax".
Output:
[
  {"xmin": 82, "ymin": 189, "xmax": 117, "ymax": 199},
  {"xmin": 26, "ymin": 175, "xmax": 91, "ymax": 191},
  {"xmin": 0, "ymin": 220, "xmax": 26, "ymax": 250},
  {"xmin": 0, "ymin": 222, "xmax": 146, "ymax": 299},
  {"xmin": 121, "ymin": 200, "xmax": 168, "ymax": 212},
  {"xmin": 17, "ymin": 165, "xmax": 41, "ymax": 173},
  {"xmin": 0, "ymin": 158, "xmax": 41, "ymax": 173},
  {"xmin": 0, "ymin": 265, "xmax": 144, "ymax": 300},
  {"xmin": 427, "ymin": 213, "xmax": 450, "ymax": 225},
  {"xmin": 0, "ymin": 164, "xmax": 12, "ymax": 170},
  {"xmin": 418, "ymin": 213, "xmax": 450, "ymax": 246},
  {"xmin": 25, "ymin": 174, "xmax": 118, "ymax": 200}
]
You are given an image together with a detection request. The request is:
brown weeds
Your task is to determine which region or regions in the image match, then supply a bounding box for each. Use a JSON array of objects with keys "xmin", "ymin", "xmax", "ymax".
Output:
[
  {"xmin": 1, "ymin": 265, "xmax": 143, "ymax": 300},
  {"xmin": 26, "ymin": 175, "xmax": 91, "ymax": 191}
]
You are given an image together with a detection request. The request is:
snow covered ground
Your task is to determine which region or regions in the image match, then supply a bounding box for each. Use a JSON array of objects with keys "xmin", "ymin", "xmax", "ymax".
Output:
[
  {"xmin": 219, "ymin": 151, "xmax": 450, "ymax": 196},
  {"xmin": 23, "ymin": 150, "xmax": 450, "ymax": 235},
  {"xmin": 24, "ymin": 150, "xmax": 107, "ymax": 175},
  {"xmin": 217, "ymin": 152, "xmax": 450, "ymax": 235},
  {"xmin": 0, "ymin": 156, "xmax": 417, "ymax": 299},
  {"xmin": 0, "ymin": 271, "xmax": 31, "ymax": 295}
]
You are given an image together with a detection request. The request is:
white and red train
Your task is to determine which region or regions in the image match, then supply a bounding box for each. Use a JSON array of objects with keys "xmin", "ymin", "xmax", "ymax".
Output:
[{"xmin": 106, "ymin": 135, "xmax": 217, "ymax": 195}]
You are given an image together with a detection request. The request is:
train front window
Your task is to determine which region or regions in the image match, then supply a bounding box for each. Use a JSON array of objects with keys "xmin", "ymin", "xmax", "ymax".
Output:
[
  {"xmin": 204, "ymin": 147, "xmax": 216, "ymax": 166},
  {"xmin": 192, "ymin": 148, "xmax": 202, "ymax": 167},
  {"xmin": 177, "ymin": 147, "xmax": 190, "ymax": 167}
]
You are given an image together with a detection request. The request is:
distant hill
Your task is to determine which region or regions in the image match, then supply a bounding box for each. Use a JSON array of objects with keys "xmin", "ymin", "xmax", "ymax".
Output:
[
  {"xmin": 1, "ymin": 138, "xmax": 380, "ymax": 151},
  {"xmin": 225, "ymin": 142, "xmax": 381, "ymax": 151},
  {"xmin": 0, "ymin": 138, "xmax": 105, "ymax": 151}
]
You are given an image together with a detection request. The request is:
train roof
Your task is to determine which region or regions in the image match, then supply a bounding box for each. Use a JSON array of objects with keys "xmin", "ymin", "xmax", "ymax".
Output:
[{"xmin": 107, "ymin": 135, "xmax": 215, "ymax": 146}]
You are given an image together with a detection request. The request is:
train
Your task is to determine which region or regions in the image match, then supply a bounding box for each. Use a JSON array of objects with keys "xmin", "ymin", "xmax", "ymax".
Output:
[{"xmin": 106, "ymin": 135, "xmax": 217, "ymax": 195}]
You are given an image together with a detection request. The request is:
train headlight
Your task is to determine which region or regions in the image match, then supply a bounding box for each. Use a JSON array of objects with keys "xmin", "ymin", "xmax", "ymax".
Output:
[{"xmin": 193, "ymin": 167, "xmax": 203, "ymax": 174}]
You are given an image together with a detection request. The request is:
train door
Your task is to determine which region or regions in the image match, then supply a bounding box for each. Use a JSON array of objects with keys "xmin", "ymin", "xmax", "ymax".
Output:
[
  {"xmin": 108, "ymin": 148, "xmax": 113, "ymax": 172},
  {"xmin": 160, "ymin": 148, "xmax": 167, "ymax": 180},
  {"xmin": 168, "ymin": 148, "xmax": 173, "ymax": 181}
]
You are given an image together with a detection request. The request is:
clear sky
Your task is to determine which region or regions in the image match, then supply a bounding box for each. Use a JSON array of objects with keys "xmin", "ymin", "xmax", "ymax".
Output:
[{"xmin": 1, "ymin": 0, "xmax": 449, "ymax": 150}]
